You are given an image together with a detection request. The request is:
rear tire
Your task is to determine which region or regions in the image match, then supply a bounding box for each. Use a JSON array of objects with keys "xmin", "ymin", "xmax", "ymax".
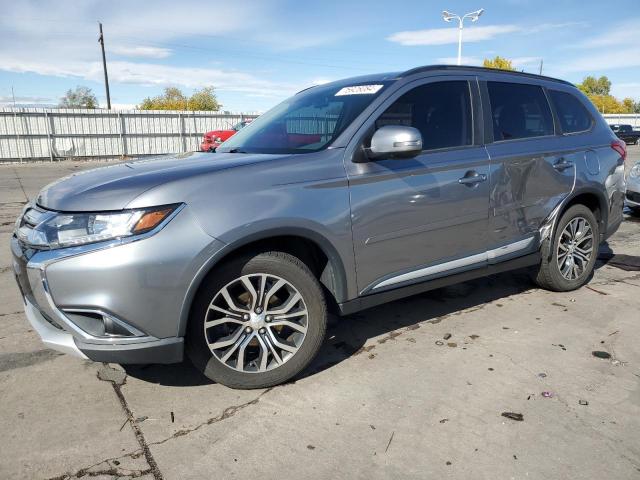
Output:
[
  {"xmin": 186, "ymin": 251, "xmax": 327, "ymax": 389},
  {"xmin": 533, "ymin": 204, "xmax": 599, "ymax": 291}
]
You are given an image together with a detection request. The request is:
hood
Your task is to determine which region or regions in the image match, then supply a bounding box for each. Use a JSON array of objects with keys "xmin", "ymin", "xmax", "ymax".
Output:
[{"xmin": 37, "ymin": 151, "xmax": 283, "ymax": 212}]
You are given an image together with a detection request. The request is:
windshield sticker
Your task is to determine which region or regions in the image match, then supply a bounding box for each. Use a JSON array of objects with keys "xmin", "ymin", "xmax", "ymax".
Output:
[{"xmin": 335, "ymin": 85, "xmax": 384, "ymax": 96}]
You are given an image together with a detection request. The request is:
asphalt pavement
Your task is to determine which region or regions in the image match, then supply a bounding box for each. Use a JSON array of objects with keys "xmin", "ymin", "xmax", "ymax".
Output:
[{"xmin": 1, "ymin": 149, "xmax": 639, "ymax": 479}]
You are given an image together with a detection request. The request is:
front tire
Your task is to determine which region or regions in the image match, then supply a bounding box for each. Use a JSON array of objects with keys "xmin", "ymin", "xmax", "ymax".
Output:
[
  {"xmin": 533, "ymin": 204, "xmax": 599, "ymax": 291},
  {"xmin": 186, "ymin": 251, "xmax": 327, "ymax": 389}
]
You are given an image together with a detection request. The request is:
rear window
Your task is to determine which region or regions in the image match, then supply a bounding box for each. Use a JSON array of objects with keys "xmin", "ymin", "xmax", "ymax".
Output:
[
  {"xmin": 488, "ymin": 82, "xmax": 554, "ymax": 141},
  {"xmin": 549, "ymin": 90, "xmax": 593, "ymax": 134}
]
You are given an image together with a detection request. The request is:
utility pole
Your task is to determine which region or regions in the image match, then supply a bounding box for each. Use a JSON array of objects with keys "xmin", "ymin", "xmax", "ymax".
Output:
[
  {"xmin": 539, "ymin": 59, "xmax": 543, "ymax": 75},
  {"xmin": 98, "ymin": 22, "xmax": 111, "ymax": 109},
  {"xmin": 11, "ymin": 86, "xmax": 16, "ymax": 107}
]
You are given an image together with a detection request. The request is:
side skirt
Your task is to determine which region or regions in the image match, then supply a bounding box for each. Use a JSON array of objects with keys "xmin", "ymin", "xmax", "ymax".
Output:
[{"xmin": 337, "ymin": 252, "xmax": 540, "ymax": 316}]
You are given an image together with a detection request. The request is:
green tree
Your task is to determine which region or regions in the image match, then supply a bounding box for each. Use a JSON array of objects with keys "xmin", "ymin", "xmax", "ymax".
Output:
[
  {"xmin": 139, "ymin": 87, "xmax": 188, "ymax": 110},
  {"xmin": 578, "ymin": 76, "xmax": 611, "ymax": 96},
  {"xmin": 622, "ymin": 98, "xmax": 635, "ymax": 113},
  {"xmin": 139, "ymin": 86, "xmax": 221, "ymax": 111},
  {"xmin": 482, "ymin": 56, "xmax": 515, "ymax": 71},
  {"xmin": 59, "ymin": 86, "xmax": 98, "ymax": 109},
  {"xmin": 586, "ymin": 94, "xmax": 628, "ymax": 114},
  {"xmin": 188, "ymin": 87, "xmax": 221, "ymax": 111}
]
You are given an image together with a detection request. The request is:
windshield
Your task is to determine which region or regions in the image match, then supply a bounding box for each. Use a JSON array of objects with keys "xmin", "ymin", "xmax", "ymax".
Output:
[{"xmin": 218, "ymin": 82, "xmax": 390, "ymax": 154}]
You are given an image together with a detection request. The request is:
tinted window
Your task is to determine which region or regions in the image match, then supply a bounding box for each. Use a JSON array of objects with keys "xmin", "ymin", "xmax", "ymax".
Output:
[
  {"xmin": 549, "ymin": 90, "xmax": 593, "ymax": 133},
  {"xmin": 375, "ymin": 81, "xmax": 473, "ymax": 151},
  {"xmin": 488, "ymin": 82, "xmax": 554, "ymax": 141}
]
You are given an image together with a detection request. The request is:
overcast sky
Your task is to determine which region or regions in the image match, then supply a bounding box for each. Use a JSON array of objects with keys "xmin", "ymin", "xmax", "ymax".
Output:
[{"xmin": 0, "ymin": 0, "xmax": 638, "ymax": 112}]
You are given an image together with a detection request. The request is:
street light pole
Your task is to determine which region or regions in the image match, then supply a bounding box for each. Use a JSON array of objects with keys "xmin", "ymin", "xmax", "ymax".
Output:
[
  {"xmin": 442, "ymin": 9, "xmax": 484, "ymax": 66},
  {"xmin": 457, "ymin": 20, "xmax": 463, "ymax": 65}
]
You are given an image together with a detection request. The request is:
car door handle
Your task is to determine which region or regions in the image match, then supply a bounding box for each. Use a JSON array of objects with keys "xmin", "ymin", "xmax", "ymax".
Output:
[
  {"xmin": 553, "ymin": 158, "xmax": 574, "ymax": 171},
  {"xmin": 458, "ymin": 171, "xmax": 487, "ymax": 186}
]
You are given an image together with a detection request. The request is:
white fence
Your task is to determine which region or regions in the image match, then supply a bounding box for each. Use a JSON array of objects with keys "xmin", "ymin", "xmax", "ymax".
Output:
[
  {"xmin": 1, "ymin": 109, "xmax": 637, "ymax": 163},
  {"xmin": 0, "ymin": 108, "xmax": 258, "ymax": 163},
  {"xmin": 603, "ymin": 114, "xmax": 640, "ymax": 128}
]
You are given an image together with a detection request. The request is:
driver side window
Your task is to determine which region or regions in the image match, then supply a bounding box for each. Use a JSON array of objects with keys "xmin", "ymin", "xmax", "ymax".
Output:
[{"xmin": 375, "ymin": 81, "xmax": 473, "ymax": 151}]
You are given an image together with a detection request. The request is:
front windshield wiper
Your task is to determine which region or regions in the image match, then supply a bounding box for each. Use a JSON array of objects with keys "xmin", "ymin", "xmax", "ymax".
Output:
[{"xmin": 227, "ymin": 148, "xmax": 248, "ymax": 153}]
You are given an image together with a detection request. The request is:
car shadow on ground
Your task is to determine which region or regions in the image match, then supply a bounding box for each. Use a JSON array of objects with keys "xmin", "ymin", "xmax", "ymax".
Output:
[
  {"xmin": 124, "ymin": 241, "xmax": 628, "ymax": 388},
  {"xmin": 124, "ymin": 268, "xmax": 537, "ymax": 387}
]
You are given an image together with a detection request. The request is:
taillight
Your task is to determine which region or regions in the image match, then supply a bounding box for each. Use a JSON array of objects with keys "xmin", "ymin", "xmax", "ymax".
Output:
[{"xmin": 611, "ymin": 139, "xmax": 627, "ymax": 161}]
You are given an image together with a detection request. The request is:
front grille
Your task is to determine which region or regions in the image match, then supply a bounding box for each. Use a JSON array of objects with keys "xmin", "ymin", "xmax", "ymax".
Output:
[{"xmin": 15, "ymin": 206, "xmax": 52, "ymax": 251}]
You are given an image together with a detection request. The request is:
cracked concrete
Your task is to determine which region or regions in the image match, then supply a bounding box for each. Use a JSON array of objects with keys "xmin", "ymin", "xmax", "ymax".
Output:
[{"xmin": 2, "ymin": 151, "xmax": 640, "ymax": 479}]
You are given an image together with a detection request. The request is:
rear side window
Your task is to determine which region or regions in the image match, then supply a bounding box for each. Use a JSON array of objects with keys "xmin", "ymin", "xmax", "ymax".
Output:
[
  {"xmin": 549, "ymin": 90, "xmax": 593, "ymax": 134},
  {"xmin": 376, "ymin": 81, "xmax": 473, "ymax": 151},
  {"xmin": 488, "ymin": 82, "xmax": 554, "ymax": 141}
]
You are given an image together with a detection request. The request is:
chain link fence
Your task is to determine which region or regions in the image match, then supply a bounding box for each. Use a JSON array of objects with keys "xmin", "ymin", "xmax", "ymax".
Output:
[{"xmin": 0, "ymin": 108, "xmax": 258, "ymax": 163}]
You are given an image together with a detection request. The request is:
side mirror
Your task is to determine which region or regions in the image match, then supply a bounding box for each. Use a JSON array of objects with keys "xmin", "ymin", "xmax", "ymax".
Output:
[{"xmin": 368, "ymin": 125, "xmax": 422, "ymax": 160}]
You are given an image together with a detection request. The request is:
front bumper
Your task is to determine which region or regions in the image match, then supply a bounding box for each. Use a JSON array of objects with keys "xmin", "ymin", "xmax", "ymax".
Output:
[
  {"xmin": 23, "ymin": 295, "xmax": 88, "ymax": 359},
  {"xmin": 11, "ymin": 205, "xmax": 222, "ymax": 364},
  {"xmin": 626, "ymin": 188, "xmax": 640, "ymax": 207}
]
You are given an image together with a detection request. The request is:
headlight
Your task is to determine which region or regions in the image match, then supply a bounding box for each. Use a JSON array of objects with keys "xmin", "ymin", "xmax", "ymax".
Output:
[
  {"xmin": 17, "ymin": 204, "xmax": 180, "ymax": 249},
  {"xmin": 630, "ymin": 163, "xmax": 640, "ymax": 179}
]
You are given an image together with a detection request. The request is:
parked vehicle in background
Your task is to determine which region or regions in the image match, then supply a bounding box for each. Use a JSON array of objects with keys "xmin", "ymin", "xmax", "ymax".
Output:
[
  {"xmin": 626, "ymin": 161, "xmax": 640, "ymax": 215},
  {"xmin": 200, "ymin": 120, "xmax": 252, "ymax": 152},
  {"xmin": 610, "ymin": 124, "xmax": 640, "ymax": 145},
  {"xmin": 12, "ymin": 65, "xmax": 626, "ymax": 389}
]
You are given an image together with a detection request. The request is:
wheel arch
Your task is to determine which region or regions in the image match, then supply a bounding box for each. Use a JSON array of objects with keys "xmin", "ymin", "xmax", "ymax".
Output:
[
  {"xmin": 540, "ymin": 187, "xmax": 608, "ymax": 262},
  {"xmin": 558, "ymin": 187, "xmax": 608, "ymax": 236},
  {"xmin": 178, "ymin": 227, "xmax": 349, "ymax": 336}
]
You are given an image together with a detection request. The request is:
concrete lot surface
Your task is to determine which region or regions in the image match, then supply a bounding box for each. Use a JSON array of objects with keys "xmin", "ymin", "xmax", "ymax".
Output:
[{"xmin": 1, "ymin": 150, "xmax": 640, "ymax": 479}]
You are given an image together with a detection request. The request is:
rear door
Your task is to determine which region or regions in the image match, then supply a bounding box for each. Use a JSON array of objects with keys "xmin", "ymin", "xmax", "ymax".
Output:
[
  {"xmin": 482, "ymin": 80, "xmax": 576, "ymax": 253},
  {"xmin": 345, "ymin": 76, "xmax": 491, "ymax": 294}
]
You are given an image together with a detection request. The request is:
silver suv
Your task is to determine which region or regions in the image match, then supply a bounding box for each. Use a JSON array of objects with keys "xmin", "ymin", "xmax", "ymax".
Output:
[{"xmin": 11, "ymin": 66, "xmax": 626, "ymax": 389}]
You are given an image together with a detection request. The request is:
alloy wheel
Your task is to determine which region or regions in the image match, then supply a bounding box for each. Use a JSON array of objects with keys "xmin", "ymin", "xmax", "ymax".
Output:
[
  {"xmin": 204, "ymin": 273, "xmax": 308, "ymax": 373},
  {"xmin": 556, "ymin": 216, "xmax": 594, "ymax": 280}
]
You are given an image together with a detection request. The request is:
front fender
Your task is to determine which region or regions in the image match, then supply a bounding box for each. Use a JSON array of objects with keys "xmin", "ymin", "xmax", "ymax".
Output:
[{"xmin": 177, "ymin": 222, "xmax": 354, "ymax": 336}]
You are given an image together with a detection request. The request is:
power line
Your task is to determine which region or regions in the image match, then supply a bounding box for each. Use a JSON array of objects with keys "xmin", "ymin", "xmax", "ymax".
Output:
[{"xmin": 0, "ymin": 25, "xmax": 402, "ymax": 71}]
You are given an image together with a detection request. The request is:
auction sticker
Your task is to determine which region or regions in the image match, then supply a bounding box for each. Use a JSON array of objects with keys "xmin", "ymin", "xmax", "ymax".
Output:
[{"xmin": 335, "ymin": 85, "xmax": 384, "ymax": 96}]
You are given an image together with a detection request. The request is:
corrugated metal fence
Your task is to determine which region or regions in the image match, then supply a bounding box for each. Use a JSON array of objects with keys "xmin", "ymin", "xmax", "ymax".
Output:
[
  {"xmin": 0, "ymin": 108, "xmax": 258, "ymax": 163},
  {"xmin": 603, "ymin": 114, "xmax": 640, "ymax": 128}
]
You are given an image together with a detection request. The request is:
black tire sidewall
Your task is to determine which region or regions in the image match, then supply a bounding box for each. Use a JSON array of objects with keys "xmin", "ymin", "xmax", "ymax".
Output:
[
  {"xmin": 186, "ymin": 252, "xmax": 327, "ymax": 389},
  {"xmin": 547, "ymin": 205, "xmax": 599, "ymax": 290}
]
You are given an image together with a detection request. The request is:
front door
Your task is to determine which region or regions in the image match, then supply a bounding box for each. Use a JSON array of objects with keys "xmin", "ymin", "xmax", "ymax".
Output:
[{"xmin": 345, "ymin": 77, "xmax": 491, "ymax": 294}]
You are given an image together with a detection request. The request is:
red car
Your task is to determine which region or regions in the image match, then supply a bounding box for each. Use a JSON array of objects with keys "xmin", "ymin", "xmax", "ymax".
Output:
[{"xmin": 200, "ymin": 120, "xmax": 252, "ymax": 152}]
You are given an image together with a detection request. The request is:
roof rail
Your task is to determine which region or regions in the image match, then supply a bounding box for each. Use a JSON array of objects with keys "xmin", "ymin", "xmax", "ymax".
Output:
[{"xmin": 399, "ymin": 65, "xmax": 574, "ymax": 86}]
